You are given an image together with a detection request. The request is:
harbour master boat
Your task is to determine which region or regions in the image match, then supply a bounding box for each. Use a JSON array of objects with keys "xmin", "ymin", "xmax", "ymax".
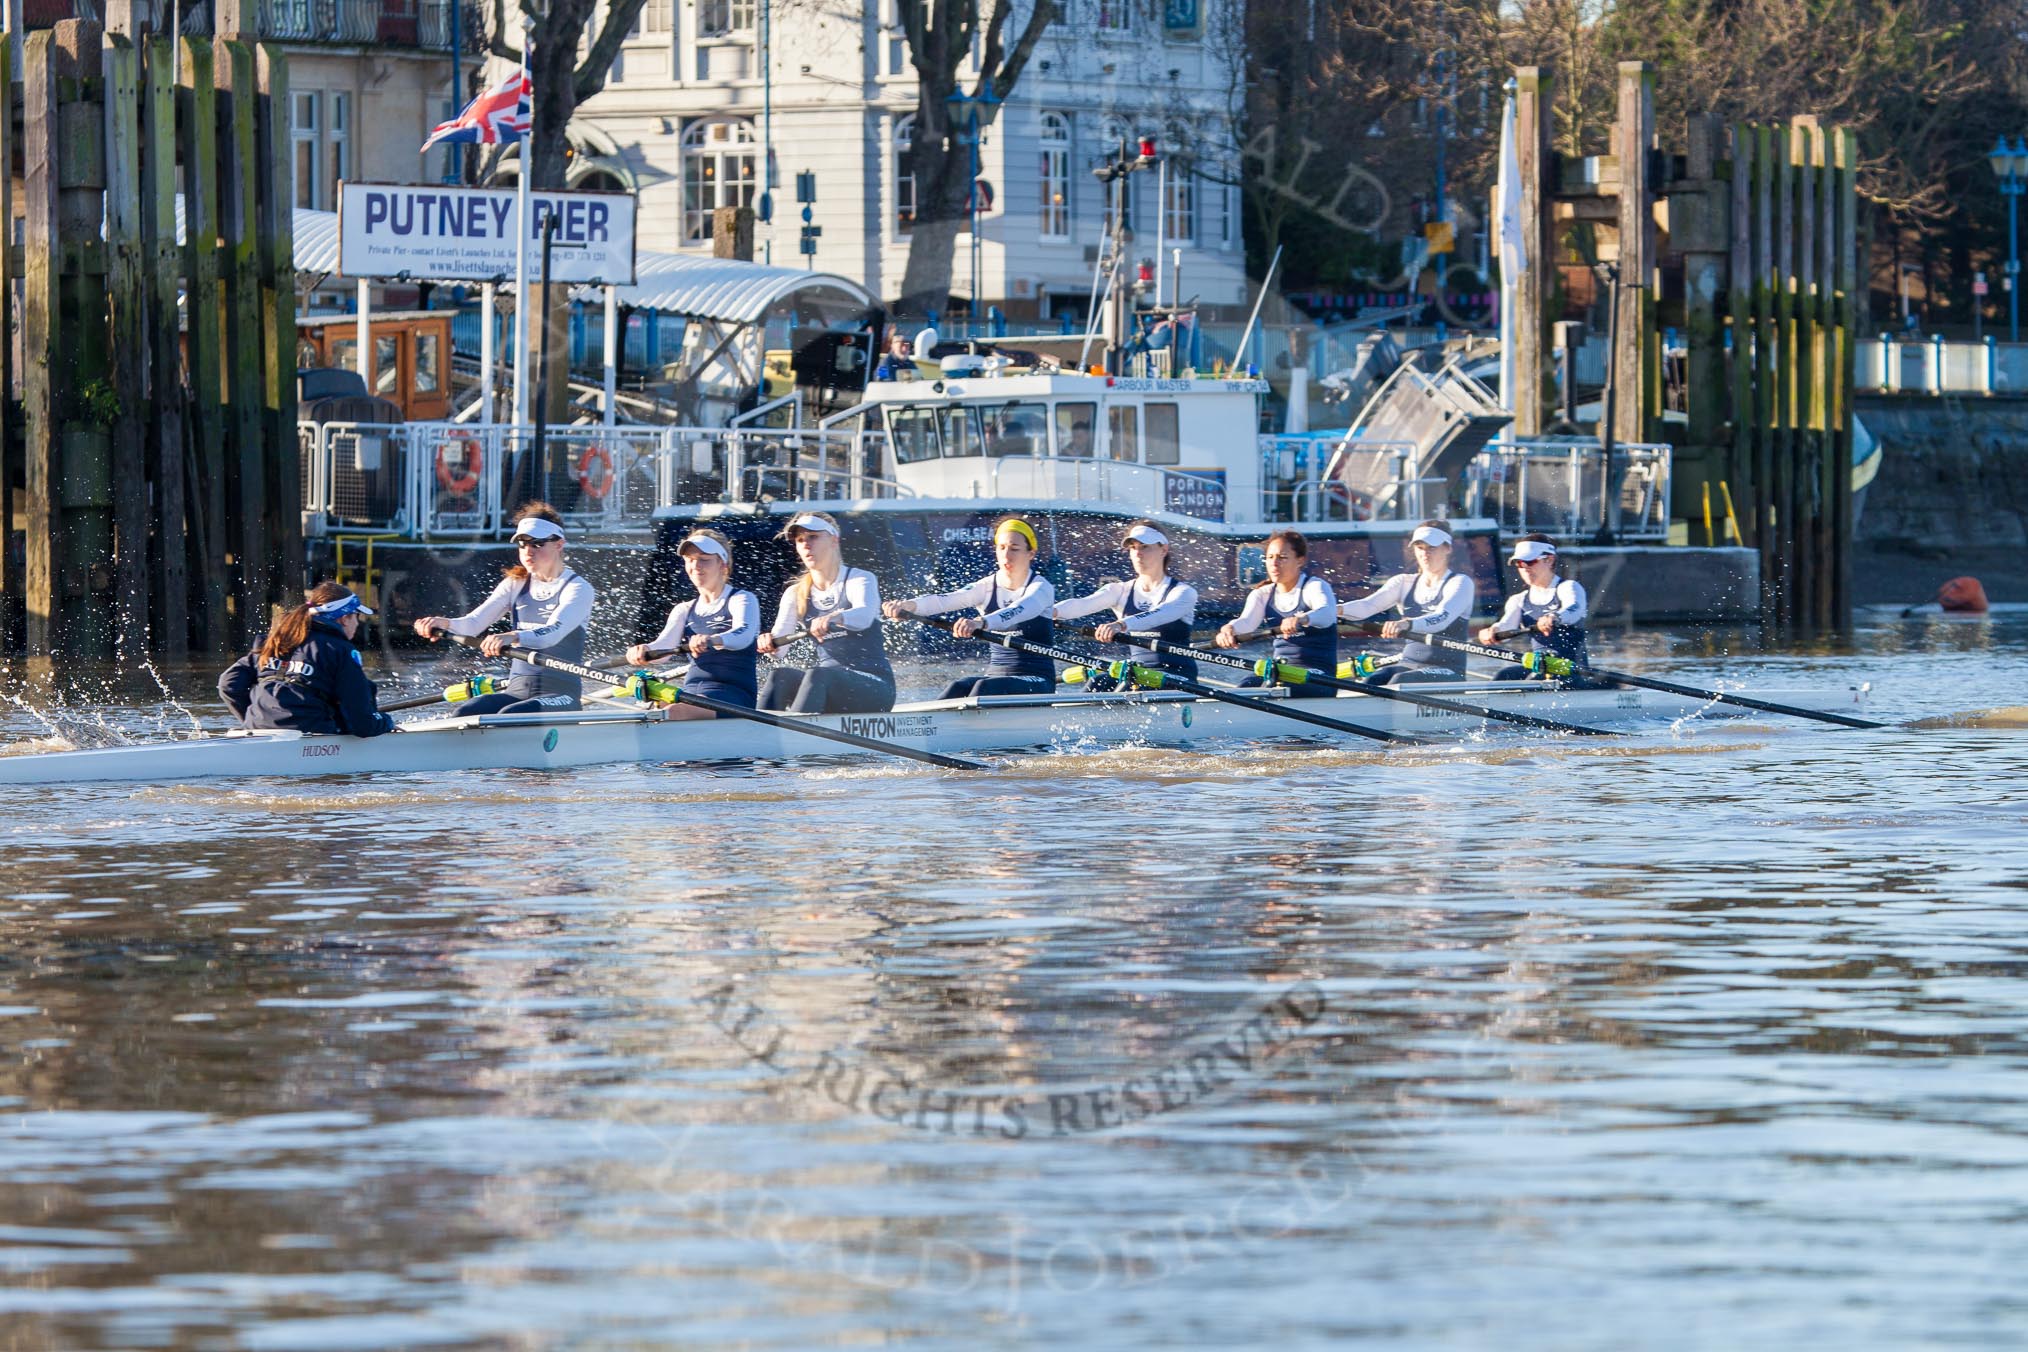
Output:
[{"xmin": 0, "ymin": 679, "xmax": 1867, "ymax": 787}]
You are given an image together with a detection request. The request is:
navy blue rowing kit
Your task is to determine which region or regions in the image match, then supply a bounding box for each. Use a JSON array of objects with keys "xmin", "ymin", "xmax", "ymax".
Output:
[{"xmin": 219, "ymin": 620, "xmax": 394, "ymax": 737}]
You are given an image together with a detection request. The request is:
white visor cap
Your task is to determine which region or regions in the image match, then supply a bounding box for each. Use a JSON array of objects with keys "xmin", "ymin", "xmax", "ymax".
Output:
[
  {"xmin": 1123, "ymin": 524, "xmax": 1170, "ymax": 548},
  {"xmin": 679, "ymin": 534, "xmax": 731, "ymax": 563},
  {"xmin": 785, "ymin": 513, "xmax": 840, "ymax": 537},
  {"xmin": 513, "ymin": 517, "xmax": 566, "ymax": 543},
  {"xmin": 1411, "ymin": 525, "xmax": 1454, "ymax": 548},
  {"xmin": 1510, "ymin": 539, "xmax": 1558, "ymax": 564}
]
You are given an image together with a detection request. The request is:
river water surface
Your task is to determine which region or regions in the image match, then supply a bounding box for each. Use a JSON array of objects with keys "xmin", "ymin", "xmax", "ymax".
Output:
[{"xmin": 1, "ymin": 614, "xmax": 2025, "ymax": 1349}]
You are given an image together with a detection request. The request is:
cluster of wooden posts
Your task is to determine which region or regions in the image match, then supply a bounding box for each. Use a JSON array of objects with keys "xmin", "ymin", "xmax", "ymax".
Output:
[
  {"xmin": 1510, "ymin": 63, "xmax": 1857, "ymax": 631},
  {"xmin": 0, "ymin": 12, "xmax": 298, "ymax": 662}
]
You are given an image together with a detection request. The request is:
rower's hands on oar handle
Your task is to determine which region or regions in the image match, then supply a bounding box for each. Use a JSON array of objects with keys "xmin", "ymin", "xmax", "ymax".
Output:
[
  {"xmin": 1214, "ymin": 622, "xmax": 1244, "ymax": 648},
  {"xmin": 478, "ymin": 632, "xmax": 521, "ymax": 658},
  {"xmin": 1378, "ymin": 619, "xmax": 1411, "ymax": 638},
  {"xmin": 881, "ymin": 599, "xmax": 917, "ymax": 621},
  {"xmin": 1093, "ymin": 620, "xmax": 1126, "ymax": 643},
  {"xmin": 414, "ymin": 618, "xmax": 446, "ymax": 641},
  {"xmin": 622, "ymin": 643, "xmax": 682, "ymax": 666}
]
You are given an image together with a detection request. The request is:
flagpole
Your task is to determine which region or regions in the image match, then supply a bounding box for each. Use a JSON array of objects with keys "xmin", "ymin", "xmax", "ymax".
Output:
[{"xmin": 511, "ymin": 16, "xmax": 534, "ymax": 439}]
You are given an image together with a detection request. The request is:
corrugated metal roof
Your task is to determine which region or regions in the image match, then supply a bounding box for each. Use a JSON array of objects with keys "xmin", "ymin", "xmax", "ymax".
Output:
[{"xmin": 603, "ymin": 249, "xmax": 875, "ymax": 325}]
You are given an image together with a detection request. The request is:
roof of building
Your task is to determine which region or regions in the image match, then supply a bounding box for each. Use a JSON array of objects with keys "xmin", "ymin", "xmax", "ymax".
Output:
[{"xmin": 603, "ymin": 250, "xmax": 876, "ymax": 325}]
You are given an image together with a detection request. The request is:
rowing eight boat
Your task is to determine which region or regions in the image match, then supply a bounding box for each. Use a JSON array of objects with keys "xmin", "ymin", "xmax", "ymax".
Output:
[{"xmin": 0, "ymin": 679, "xmax": 1870, "ymax": 787}]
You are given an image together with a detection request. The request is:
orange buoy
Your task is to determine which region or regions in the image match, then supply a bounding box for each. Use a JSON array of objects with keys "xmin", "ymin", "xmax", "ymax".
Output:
[{"xmin": 1938, "ymin": 576, "xmax": 1990, "ymax": 613}]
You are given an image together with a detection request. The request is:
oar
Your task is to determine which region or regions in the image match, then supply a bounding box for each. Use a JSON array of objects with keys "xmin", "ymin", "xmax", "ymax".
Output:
[
  {"xmin": 910, "ymin": 616, "xmax": 1421, "ymax": 746},
  {"xmin": 377, "ymin": 652, "xmax": 685, "ymax": 714},
  {"xmin": 1394, "ymin": 631, "xmax": 1886, "ymax": 730},
  {"xmin": 1087, "ymin": 629, "xmax": 1617, "ymax": 737},
  {"xmin": 429, "ymin": 630, "xmax": 989, "ymax": 771}
]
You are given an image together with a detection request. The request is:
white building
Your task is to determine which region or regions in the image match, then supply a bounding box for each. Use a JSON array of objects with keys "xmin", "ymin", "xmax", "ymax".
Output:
[{"xmin": 570, "ymin": 0, "xmax": 1250, "ymax": 318}]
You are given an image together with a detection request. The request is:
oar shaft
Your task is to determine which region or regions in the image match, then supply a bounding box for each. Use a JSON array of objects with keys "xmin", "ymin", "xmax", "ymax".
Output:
[
  {"xmin": 914, "ymin": 617, "xmax": 1417, "ymax": 745},
  {"xmin": 1395, "ymin": 631, "xmax": 1884, "ymax": 731},
  {"xmin": 1107, "ymin": 631, "xmax": 1615, "ymax": 737}
]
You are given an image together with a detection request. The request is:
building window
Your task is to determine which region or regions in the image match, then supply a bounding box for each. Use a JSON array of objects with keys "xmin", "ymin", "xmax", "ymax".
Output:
[
  {"xmin": 895, "ymin": 113, "xmax": 915, "ymax": 238},
  {"xmin": 682, "ymin": 118, "xmax": 758, "ymax": 243},
  {"xmin": 698, "ymin": 0, "xmax": 754, "ymax": 37},
  {"xmin": 1095, "ymin": 0, "xmax": 1132, "ymax": 33},
  {"xmin": 326, "ymin": 93, "xmax": 349, "ymax": 209},
  {"xmin": 292, "ymin": 91, "xmax": 318, "ymax": 209},
  {"xmin": 632, "ymin": 0, "xmax": 673, "ymax": 33},
  {"xmin": 1163, "ymin": 168, "xmax": 1193, "ymax": 243},
  {"xmin": 1039, "ymin": 112, "xmax": 1070, "ymax": 241}
]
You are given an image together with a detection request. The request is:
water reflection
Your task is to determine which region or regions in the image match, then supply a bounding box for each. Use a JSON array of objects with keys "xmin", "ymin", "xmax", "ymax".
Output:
[{"xmin": 1, "ymin": 621, "xmax": 2025, "ymax": 1347}]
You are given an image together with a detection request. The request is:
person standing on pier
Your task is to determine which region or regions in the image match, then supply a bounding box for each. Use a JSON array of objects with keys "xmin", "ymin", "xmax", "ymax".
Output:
[
  {"xmin": 218, "ymin": 583, "xmax": 394, "ymax": 738},
  {"xmin": 1337, "ymin": 521, "xmax": 1477, "ymax": 686},
  {"xmin": 628, "ymin": 529, "xmax": 763, "ymax": 720},
  {"xmin": 414, "ymin": 502, "xmax": 597, "ymax": 716},
  {"xmin": 884, "ymin": 516, "xmax": 1059, "ymax": 700},
  {"xmin": 1215, "ymin": 529, "xmax": 1340, "ymax": 699},
  {"xmin": 756, "ymin": 512, "xmax": 897, "ymax": 715}
]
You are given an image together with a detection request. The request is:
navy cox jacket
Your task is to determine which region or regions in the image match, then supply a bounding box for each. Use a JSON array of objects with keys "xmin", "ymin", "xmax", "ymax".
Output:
[{"xmin": 219, "ymin": 619, "xmax": 395, "ymax": 737}]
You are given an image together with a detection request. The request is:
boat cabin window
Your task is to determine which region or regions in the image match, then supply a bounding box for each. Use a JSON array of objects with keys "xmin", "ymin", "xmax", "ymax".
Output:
[
  {"xmin": 416, "ymin": 332, "xmax": 441, "ymax": 395},
  {"xmin": 373, "ymin": 336, "xmax": 399, "ymax": 399},
  {"xmin": 888, "ymin": 405, "xmax": 942, "ymax": 463},
  {"xmin": 1108, "ymin": 403, "xmax": 1139, "ymax": 462},
  {"xmin": 1145, "ymin": 401, "xmax": 1181, "ymax": 465},
  {"xmin": 940, "ymin": 405, "xmax": 985, "ymax": 458},
  {"xmin": 986, "ymin": 401, "xmax": 1048, "ymax": 456},
  {"xmin": 1055, "ymin": 402, "xmax": 1097, "ymax": 457}
]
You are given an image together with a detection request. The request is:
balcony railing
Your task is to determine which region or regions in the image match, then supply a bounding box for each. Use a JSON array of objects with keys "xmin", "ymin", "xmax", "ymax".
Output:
[{"xmin": 241, "ymin": 0, "xmax": 383, "ymax": 42}]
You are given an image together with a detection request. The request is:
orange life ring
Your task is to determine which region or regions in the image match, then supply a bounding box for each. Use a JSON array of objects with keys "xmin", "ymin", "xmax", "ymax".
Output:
[
  {"xmin": 576, "ymin": 446, "xmax": 615, "ymax": 501},
  {"xmin": 434, "ymin": 436, "xmax": 481, "ymax": 494}
]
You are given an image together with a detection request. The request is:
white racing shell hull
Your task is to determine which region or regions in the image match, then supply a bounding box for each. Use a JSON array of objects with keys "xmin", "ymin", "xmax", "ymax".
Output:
[{"xmin": 0, "ymin": 682, "xmax": 1867, "ymax": 787}]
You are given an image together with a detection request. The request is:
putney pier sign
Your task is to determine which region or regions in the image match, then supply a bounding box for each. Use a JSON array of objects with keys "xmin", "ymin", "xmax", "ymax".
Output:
[{"xmin": 338, "ymin": 183, "xmax": 639, "ymax": 284}]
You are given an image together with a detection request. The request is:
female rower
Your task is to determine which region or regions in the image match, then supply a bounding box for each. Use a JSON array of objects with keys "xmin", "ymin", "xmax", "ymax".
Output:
[
  {"xmin": 627, "ymin": 529, "xmax": 761, "ymax": 720},
  {"xmin": 882, "ymin": 515, "xmax": 1058, "ymax": 699},
  {"xmin": 1336, "ymin": 520, "xmax": 1477, "ymax": 685},
  {"xmin": 756, "ymin": 512, "xmax": 896, "ymax": 714},
  {"xmin": 1480, "ymin": 533, "xmax": 1592, "ymax": 680},
  {"xmin": 219, "ymin": 582, "xmax": 394, "ymax": 737},
  {"xmin": 1214, "ymin": 529, "xmax": 1338, "ymax": 699},
  {"xmin": 414, "ymin": 503, "xmax": 597, "ymax": 716},
  {"xmin": 1054, "ymin": 519, "xmax": 1198, "ymax": 687}
]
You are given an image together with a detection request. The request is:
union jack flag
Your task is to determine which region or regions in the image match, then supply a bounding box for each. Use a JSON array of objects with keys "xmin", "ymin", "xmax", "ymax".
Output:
[{"xmin": 422, "ymin": 71, "xmax": 532, "ymax": 151}]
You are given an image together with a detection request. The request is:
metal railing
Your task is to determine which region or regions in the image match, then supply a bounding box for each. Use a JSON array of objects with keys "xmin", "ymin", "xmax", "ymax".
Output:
[
  {"xmin": 985, "ymin": 456, "xmax": 1221, "ymax": 518},
  {"xmin": 257, "ymin": 0, "xmax": 380, "ymax": 40},
  {"xmin": 1259, "ymin": 435, "xmax": 1425, "ymax": 523},
  {"xmin": 1462, "ymin": 439, "xmax": 1673, "ymax": 542},
  {"xmin": 723, "ymin": 427, "xmax": 901, "ymax": 504}
]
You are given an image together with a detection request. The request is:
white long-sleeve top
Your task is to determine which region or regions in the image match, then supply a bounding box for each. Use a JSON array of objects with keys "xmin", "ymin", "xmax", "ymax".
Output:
[
  {"xmin": 1493, "ymin": 577, "xmax": 1588, "ymax": 633},
  {"xmin": 1338, "ymin": 571, "xmax": 1476, "ymax": 634},
  {"xmin": 907, "ymin": 572, "xmax": 1056, "ymax": 629},
  {"xmin": 436, "ymin": 569, "xmax": 595, "ymax": 651},
  {"xmin": 1053, "ymin": 576, "xmax": 1198, "ymax": 631},
  {"xmin": 1228, "ymin": 574, "xmax": 1337, "ymax": 636},
  {"xmin": 769, "ymin": 568, "xmax": 882, "ymax": 638},
  {"xmin": 645, "ymin": 588, "xmax": 760, "ymax": 652}
]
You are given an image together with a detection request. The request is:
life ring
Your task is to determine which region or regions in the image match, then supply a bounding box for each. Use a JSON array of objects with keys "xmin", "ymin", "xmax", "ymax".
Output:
[
  {"xmin": 434, "ymin": 435, "xmax": 481, "ymax": 494},
  {"xmin": 576, "ymin": 446, "xmax": 615, "ymax": 501}
]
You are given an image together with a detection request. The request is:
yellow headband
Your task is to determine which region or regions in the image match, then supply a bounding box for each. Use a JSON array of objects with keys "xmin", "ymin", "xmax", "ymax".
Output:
[{"xmin": 995, "ymin": 519, "xmax": 1039, "ymax": 551}]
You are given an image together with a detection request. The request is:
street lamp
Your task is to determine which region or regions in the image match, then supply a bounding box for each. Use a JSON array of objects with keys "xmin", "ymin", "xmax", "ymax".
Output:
[
  {"xmin": 1987, "ymin": 136, "xmax": 2028, "ymax": 343},
  {"xmin": 946, "ymin": 88, "xmax": 1002, "ymax": 324}
]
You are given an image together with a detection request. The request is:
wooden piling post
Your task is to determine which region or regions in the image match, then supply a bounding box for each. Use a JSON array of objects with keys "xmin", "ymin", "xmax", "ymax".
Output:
[
  {"xmin": 24, "ymin": 22, "xmax": 117, "ymax": 659},
  {"xmin": 1612, "ymin": 62, "xmax": 1656, "ymax": 456},
  {"xmin": 144, "ymin": 36, "xmax": 190, "ymax": 657},
  {"xmin": 1792, "ymin": 118, "xmax": 1819, "ymax": 630},
  {"xmin": 1753, "ymin": 125, "xmax": 1776, "ymax": 628},
  {"xmin": 179, "ymin": 37, "xmax": 230, "ymax": 649},
  {"xmin": 1832, "ymin": 128, "xmax": 1858, "ymax": 630},
  {"xmin": 1513, "ymin": 66, "xmax": 1555, "ymax": 436},
  {"xmin": 0, "ymin": 38, "xmax": 15, "ymax": 651},
  {"xmin": 256, "ymin": 47, "xmax": 301, "ymax": 607},
  {"xmin": 1727, "ymin": 124, "xmax": 1754, "ymax": 545},
  {"xmin": 215, "ymin": 37, "xmax": 267, "ymax": 640},
  {"xmin": 105, "ymin": 33, "xmax": 151, "ymax": 655}
]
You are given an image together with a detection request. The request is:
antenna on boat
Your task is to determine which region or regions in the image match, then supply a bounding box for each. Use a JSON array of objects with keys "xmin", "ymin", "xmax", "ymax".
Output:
[{"xmin": 1233, "ymin": 244, "xmax": 1284, "ymax": 376}]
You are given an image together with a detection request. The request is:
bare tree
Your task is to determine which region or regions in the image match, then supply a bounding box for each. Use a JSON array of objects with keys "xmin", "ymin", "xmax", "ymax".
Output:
[
  {"xmin": 896, "ymin": 0, "xmax": 1057, "ymax": 320},
  {"xmin": 484, "ymin": 0, "xmax": 652, "ymax": 191}
]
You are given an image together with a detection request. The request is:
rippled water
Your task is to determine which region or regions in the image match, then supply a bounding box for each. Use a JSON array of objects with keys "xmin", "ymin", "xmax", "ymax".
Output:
[{"xmin": 2, "ymin": 614, "xmax": 2025, "ymax": 1349}]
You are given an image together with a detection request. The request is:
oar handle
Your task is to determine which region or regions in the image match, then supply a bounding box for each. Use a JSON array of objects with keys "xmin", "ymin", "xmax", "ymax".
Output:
[
  {"xmin": 926, "ymin": 616, "xmax": 1419, "ymax": 745},
  {"xmin": 1086, "ymin": 627, "xmax": 1615, "ymax": 737}
]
